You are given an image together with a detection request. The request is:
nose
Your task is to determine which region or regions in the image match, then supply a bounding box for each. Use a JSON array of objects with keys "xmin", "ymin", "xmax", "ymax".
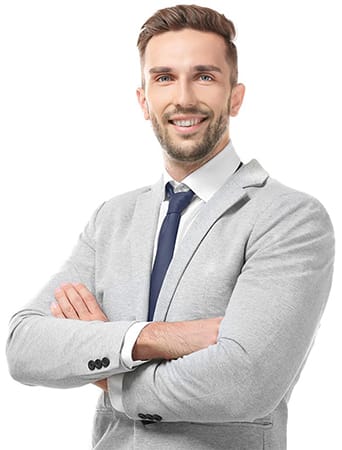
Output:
[{"xmin": 173, "ymin": 77, "xmax": 196, "ymax": 108}]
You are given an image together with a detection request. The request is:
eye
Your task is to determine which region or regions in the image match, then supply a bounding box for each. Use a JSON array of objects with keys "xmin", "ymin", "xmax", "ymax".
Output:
[
  {"xmin": 199, "ymin": 74, "xmax": 213, "ymax": 82},
  {"xmin": 157, "ymin": 75, "xmax": 172, "ymax": 83}
]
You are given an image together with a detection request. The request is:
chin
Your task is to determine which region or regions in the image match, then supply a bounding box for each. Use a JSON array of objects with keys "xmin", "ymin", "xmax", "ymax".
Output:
[{"xmin": 165, "ymin": 145, "xmax": 213, "ymax": 163}]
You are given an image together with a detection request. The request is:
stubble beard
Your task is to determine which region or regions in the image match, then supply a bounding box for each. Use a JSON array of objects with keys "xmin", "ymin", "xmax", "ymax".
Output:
[{"xmin": 150, "ymin": 103, "xmax": 230, "ymax": 163}]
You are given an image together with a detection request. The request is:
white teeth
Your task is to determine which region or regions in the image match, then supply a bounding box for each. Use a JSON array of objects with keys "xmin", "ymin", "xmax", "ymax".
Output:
[{"xmin": 172, "ymin": 118, "xmax": 203, "ymax": 127}]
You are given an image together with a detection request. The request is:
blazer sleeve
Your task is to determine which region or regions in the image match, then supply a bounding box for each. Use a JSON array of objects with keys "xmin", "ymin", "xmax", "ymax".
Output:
[
  {"xmin": 6, "ymin": 202, "xmax": 135, "ymax": 388},
  {"xmin": 121, "ymin": 192, "xmax": 335, "ymax": 423}
]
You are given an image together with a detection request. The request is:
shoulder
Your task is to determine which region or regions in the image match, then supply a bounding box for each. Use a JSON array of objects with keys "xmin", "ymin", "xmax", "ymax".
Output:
[
  {"xmin": 256, "ymin": 176, "xmax": 331, "ymax": 225},
  {"xmin": 231, "ymin": 160, "xmax": 334, "ymax": 254},
  {"xmin": 81, "ymin": 183, "xmax": 156, "ymax": 238},
  {"xmin": 98, "ymin": 184, "xmax": 152, "ymax": 219},
  {"xmin": 242, "ymin": 168, "xmax": 334, "ymax": 254},
  {"xmin": 238, "ymin": 159, "xmax": 332, "ymax": 222}
]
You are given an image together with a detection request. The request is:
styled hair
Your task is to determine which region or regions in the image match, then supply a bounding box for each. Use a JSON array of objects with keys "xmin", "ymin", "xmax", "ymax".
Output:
[{"xmin": 137, "ymin": 4, "xmax": 238, "ymax": 86}]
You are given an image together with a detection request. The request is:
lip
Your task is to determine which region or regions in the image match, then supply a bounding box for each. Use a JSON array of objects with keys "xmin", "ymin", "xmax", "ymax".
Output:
[
  {"xmin": 168, "ymin": 116, "xmax": 208, "ymax": 135},
  {"xmin": 168, "ymin": 115, "xmax": 207, "ymax": 121}
]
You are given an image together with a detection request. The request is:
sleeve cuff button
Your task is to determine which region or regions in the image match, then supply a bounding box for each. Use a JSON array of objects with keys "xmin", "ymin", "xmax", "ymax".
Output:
[
  {"xmin": 102, "ymin": 357, "xmax": 110, "ymax": 367},
  {"xmin": 88, "ymin": 360, "xmax": 96, "ymax": 371}
]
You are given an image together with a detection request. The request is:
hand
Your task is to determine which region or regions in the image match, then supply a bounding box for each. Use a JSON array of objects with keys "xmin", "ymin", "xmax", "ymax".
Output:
[
  {"xmin": 50, "ymin": 283, "xmax": 108, "ymax": 392},
  {"xmin": 132, "ymin": 317, "xmax": 223, "ymax": 361},
  {"xmin": 94, "ymin": 379, "xmax": 108, "ymax": 392},
  {"xmin": 51, "ymin": 283, "xmax": 108, "ymax": 322}
]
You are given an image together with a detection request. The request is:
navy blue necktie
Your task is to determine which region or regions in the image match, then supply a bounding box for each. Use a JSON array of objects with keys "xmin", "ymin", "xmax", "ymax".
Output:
[{"xmin": 148, "ymin": 182, "xmax": 194, "ymax": 321}]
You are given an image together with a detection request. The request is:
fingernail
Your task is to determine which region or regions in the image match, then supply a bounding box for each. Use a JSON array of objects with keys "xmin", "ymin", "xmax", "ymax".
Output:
[{"xmin": 51, "ymin": 301, "xmax": 58, "ymax": 310}]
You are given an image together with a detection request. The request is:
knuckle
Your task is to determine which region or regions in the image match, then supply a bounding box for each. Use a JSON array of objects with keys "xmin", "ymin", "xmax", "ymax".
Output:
[
  {"xmin": 69, "ymin": 294, "xmax": 82, "ymax": 306},
  {"xmin": 64, "ymin": 305, "xmax": 75, "ymax": 316},
  {"xmin": 75, "ymin": 284, "xmax": 94, "ymax": 301},
  {"xmin": 54, "ymin": 288, "xmax": 64, "ymax": 299},
  {"xmin": 84, "ymin": 290, "xmax": 96, "ymax": 302}
]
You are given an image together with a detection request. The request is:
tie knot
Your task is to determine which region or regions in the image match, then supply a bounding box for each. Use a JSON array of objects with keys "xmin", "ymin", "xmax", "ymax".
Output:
[{"xmin": 166, "ymin": 182, "xmax": 194, "ymax": 215}]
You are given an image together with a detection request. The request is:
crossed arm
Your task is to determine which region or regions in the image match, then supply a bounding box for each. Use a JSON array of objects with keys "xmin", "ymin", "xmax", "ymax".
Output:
[
  {"xmin": 8, "ymin": 193, "xmax": 334, "ymax": 422},
  {"xmin": 50, "ymin": 282, "xmax": 222, "ymax": 391}
]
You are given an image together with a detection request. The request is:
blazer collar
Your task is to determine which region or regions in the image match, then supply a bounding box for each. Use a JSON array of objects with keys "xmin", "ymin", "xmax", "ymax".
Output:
[
  {"xmin": 233, "ymin": 159, "xmax": 269, "ymax": 189},
  {"xmin": 153, "ymin": 159, "xmax": 269, "ymax": 321}
]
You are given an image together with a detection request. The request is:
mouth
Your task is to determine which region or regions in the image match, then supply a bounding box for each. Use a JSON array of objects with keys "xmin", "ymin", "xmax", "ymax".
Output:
[{"xmin": 168, "ymin": 116, "xmax": 208, "ymax": 134}]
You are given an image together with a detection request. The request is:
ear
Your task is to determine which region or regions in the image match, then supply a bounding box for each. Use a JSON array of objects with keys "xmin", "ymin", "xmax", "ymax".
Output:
[
  {"xmin": 136, "ymin": 88, "xmax": 150, "ymax": 120},
  {"xmin": 229, "ymin": 83, "xmax": 245, "ymax": 117}
]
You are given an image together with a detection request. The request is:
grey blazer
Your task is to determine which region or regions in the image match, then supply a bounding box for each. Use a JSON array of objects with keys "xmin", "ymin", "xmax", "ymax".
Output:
[{"xmin": 7, "ymin": 159, "xmax": 334, "ymax": 450}]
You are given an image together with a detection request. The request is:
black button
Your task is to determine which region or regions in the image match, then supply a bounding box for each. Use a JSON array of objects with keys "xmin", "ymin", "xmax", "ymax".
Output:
[
  {"xmin": 145, "ymin": 414, "xmax": 154, "ymax": 421},
  {"xmin": 102, "ymin": 357, "xmax": 110, "ymax": 368},
  {"xmin": 95, "ymin": 359, "xmax": 103, "ymax": 369},
  {"xmin": 88, "ymin": 360, "xmax": 96, "ymax": 371},
  {"xmin": 138, "ymin": 413, "xmax": 147, "ymax": 420},
  {"xmin": 152, "ymin": 414, "xmax": 162, "ymax": 422}
]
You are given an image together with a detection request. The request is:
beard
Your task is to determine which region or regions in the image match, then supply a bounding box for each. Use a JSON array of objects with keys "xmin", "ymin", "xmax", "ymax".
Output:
[{"xmin": 150, "ymin": 103, "xmax": 230, "ymax": 163}]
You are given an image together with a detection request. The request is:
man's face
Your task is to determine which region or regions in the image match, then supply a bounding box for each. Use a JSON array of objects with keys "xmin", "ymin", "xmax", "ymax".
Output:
[{"xmin": 137, "ymin": 29, "xmax": 244, "ymax": 164}]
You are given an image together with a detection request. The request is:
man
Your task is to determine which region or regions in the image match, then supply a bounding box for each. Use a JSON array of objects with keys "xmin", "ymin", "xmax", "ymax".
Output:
[{"xmin": 7, "ymin": 4, "xmax": 334, "ymax": 450}]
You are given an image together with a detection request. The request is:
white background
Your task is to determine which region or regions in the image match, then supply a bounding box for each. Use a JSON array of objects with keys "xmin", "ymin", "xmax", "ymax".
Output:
[{"xmin": 1, "ymin": 1, "xmax": 341, "ymax": 448}]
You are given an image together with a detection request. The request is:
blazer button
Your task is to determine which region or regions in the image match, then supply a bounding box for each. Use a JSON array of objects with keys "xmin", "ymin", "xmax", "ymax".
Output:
[
  {"xmin": 138, "ymin": 413, "xmax": 147, "ymax": 420},
  {"xmin": 88, "ymin": 360, "xmax": 96, "ymax": 371},
  {"xmin": 102, "ymin": 357, "xmax": 110, "ymax": 368},
  {"xmin": 95, "ymin": 359, "xmax": 103, "ymax": 369}
]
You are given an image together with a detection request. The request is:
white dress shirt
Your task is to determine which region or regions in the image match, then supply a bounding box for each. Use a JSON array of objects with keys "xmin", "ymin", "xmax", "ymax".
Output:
[{"xmin": 109, "ymin": 140, "xmax": 241, "ymax": 411}]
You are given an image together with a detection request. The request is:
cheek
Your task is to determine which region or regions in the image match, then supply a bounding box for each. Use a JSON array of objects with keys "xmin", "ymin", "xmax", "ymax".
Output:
[
  {"xmin": 196, "ymin": 88, "xmax": 231, "ymax": 113},
  {"xmin": 146, "ymin": 99, "xmax": 169, "ymax": 122},
  {"xmin": 147, "ymin": 84, "xmax": 175, "ymax": 111}
]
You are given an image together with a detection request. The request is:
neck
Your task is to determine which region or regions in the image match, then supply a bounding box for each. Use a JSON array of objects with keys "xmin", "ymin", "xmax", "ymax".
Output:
[{"xmin": 164, "ymin": 134, "xmax": 229, "ymax": 182}]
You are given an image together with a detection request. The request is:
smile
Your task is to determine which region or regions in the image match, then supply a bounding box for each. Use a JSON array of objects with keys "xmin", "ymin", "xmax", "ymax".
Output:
[
  {"xmin": 170, "ymin": 117, "xmax": 207, "ymax": 127},
  {"xmin": 167, "ymin": 116, "xmax": 208, "ymax": 134}
]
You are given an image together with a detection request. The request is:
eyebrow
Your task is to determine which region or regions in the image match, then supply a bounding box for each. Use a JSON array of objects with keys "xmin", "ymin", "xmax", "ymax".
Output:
[
  {"xmin": 193, "ymin": 65, "xmax": 222, "ymax": 73},
  {"xmin": 149, "ymin": 65, "xmax": 223, "ymax": 74},
  {"xmin": 149, "ymin": 66, "xmax": 172, "ymax": 74}
]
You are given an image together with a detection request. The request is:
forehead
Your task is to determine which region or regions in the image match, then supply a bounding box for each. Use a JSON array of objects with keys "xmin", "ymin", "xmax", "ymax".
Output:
[{"xmin": 143, "ymin": 29, "xmax": 229, "ymax": 73}]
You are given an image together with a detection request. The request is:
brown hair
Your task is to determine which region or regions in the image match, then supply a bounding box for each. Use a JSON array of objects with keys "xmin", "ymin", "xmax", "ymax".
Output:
[{"xmin": 137, "ymin": 4, "xmax": 238, "ymax": 86}]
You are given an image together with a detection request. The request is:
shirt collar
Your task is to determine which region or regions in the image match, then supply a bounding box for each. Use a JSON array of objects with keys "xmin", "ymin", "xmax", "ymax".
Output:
[{"xmin": 162, "ymin": 140, "xmax": 241, "ymax": 202}]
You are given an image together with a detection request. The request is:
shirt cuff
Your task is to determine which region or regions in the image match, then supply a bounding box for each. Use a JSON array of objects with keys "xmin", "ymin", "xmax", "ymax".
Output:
[
  {"xmin": 108, "ymin": 374, "xmax": 125, "ymax": 412},
  {"xmin": 121, "ymin": 321, "xmax": 150, "ymax": 369}
]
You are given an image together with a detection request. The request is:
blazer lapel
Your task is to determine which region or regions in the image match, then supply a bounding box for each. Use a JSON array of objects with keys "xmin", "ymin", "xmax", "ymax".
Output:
[
  {"xmin": 153, "ymin": 159, "xmax": 269, "ymax": 321},
  {"xmin": 129, "ymin": 177, "xmax": 164, "ymax": 321}
]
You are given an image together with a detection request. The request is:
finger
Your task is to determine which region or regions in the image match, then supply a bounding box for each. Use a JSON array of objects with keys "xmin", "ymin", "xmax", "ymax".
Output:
[
  {"xmin": 61, "ymin": 283, "xmax": 91, "ymax": 319},
  {"xmin": 72, "ymin": 283, "xmax": 99, "ymax": 315},
  {"xmin": 54, "ymin": 286, "xmax": 79, "ymax": 319},
  {"xmin": 50, "ymin": 301, "xmax": 66, "ymax": 318}
]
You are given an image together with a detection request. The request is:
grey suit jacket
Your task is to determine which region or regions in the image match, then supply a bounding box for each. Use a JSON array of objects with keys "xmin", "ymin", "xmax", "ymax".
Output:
[{"xmin": 7, "ymin": 159, "xmax": 334, "ymax": 450}]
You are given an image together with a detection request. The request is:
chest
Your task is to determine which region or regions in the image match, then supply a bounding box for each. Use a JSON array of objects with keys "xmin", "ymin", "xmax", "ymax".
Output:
[{"xmin": 95, "ymin": 210, "xmax": 252, "ymax": 322}]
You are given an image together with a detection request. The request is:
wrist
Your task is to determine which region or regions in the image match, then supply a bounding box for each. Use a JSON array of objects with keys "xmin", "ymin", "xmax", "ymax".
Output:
[
  {"xmin": 132, "ymin": 321, "xmax": 170, "ymax": 361},
  {"xmin": 121, "ymin": 321, "xmax": 150, "ymax": 368}
]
